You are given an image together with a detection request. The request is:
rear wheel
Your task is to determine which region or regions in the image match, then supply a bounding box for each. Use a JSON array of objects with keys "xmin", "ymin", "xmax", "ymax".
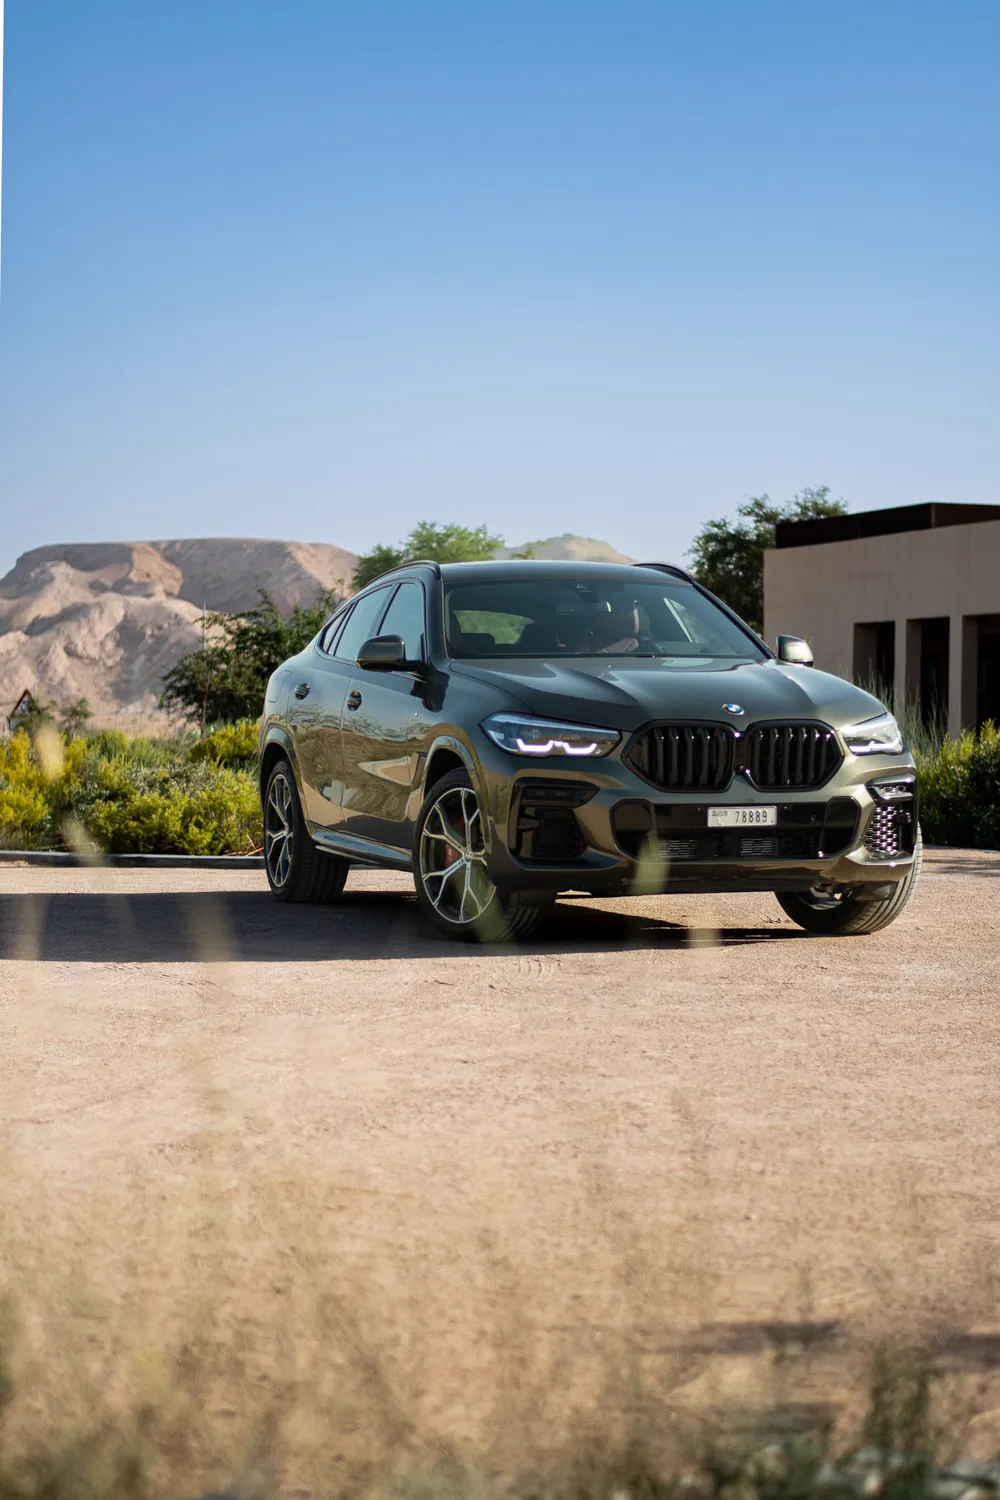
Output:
[
  {"xmin": 414, "ymin": 769, "xmax": 545, "ymax": 942},
  {"xmin": 264, "ymin": 758, "xmax": 350, "ymax": 904},
  {"xmin": 776, "ymin": 828, "xmax": 923, "ymax": 935}
]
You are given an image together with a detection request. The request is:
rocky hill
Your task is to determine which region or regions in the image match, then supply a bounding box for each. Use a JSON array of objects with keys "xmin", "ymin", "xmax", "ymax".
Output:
[
  {"xmin": 0, "ymin": 539, "xmax": 358, "ymax": 725},
  {"xmin": 499, "ymin": 532, "xmax": 635, "ymax": 563},
  {"xmin": 0, "ymin": 533, "xmax": 633, "ymax": 725}
]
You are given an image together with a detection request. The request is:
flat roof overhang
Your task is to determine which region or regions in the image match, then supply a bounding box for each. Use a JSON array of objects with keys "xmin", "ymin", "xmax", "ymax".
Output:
[{"xmin": 775, "ymin": 502, "xmax": 1000, "ymax": 549}]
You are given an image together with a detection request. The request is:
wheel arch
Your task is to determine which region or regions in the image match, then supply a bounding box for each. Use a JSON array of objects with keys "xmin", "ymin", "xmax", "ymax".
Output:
[
  {"xmin": 422, "ymin": 736, "xmax": 476, "ymax": 796},
  {"xmin": 259, "ymin": 726, "xmax": 298, "ymax": 803}
]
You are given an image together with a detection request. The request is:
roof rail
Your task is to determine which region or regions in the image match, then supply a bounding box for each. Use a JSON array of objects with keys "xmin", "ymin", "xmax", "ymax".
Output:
[
  {"xmin": 361, "ymin": 558, "xmax": 442, "ymax": 585},
  {"xmin": 636, "ymin": 561, "xmax": 695, "ymax": 583}
]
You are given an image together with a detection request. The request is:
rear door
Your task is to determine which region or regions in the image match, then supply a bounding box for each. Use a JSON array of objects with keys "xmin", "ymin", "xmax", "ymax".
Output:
[
  {"xmin": 288, "ymin": 585, "xmax": 394, "ymax": 831},
  {"xmin": 340, "ymin": 580, "xmax": 432, "ymax": 850}
]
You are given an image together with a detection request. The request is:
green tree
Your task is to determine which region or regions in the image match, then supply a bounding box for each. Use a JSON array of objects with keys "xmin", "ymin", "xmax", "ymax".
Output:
[
  {"xmin": 160, "ymin": 589, "xmax": 342, "ymax": 726},
  {"xmin": 58, "ymin": 697, "xmax": 93, "ymax": 739},
  {"xmin": 352, "ymin": 543, "xmax": 407, "ymax": 590},
  {"xmin": 353, "ymin": 521, "xmax": 503, "ymax": 589},
  {"xmin": 688, "ymin": 486, "xmax": 846, "ymax": 634}
]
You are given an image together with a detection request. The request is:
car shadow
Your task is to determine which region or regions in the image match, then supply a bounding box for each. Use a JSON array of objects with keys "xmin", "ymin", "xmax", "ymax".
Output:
[
  {"xmin": 0, "ymin": 888, "xmax": 805, "ymax": 964},
  {"xmin": 923, "ymin": 851, "xmax": 1000, "ymax": 880}
]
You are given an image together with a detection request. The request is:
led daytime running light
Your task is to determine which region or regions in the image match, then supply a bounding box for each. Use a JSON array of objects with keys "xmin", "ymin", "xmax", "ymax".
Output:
[
  {"xmin": 515, "ymin": 737, "xmax": 599, "ymax": 756},
  {"xmin": 483, "ymin": 712, "xmax": 620, "ymax": 759}
]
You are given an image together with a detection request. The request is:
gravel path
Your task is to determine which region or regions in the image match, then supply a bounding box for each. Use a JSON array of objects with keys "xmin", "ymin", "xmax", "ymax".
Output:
[{"xmin": 1, "ymin": 847, "xmax": 998, "ymax": 1441}]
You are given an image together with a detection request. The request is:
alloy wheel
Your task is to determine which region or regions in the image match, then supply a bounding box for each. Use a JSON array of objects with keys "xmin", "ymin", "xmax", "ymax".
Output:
[
  {"xmin": 265, "ymin": 771, "xmax": 295, "ymax": 888},
  {"xmin": 419, "ymin": 784, "xmax": 496, "ymax": 927}
]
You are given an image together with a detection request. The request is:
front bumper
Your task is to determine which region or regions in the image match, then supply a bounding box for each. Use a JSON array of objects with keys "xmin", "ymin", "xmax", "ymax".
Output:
[{"xmin": 473, "ymin": 738, "xmax": 919, "ymax": 902}]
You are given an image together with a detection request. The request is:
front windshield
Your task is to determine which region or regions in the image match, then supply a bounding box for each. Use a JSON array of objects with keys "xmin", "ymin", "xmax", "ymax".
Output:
[{"xmin": 444, "ymin": 574, "xmax": 764, "ymax": 660}]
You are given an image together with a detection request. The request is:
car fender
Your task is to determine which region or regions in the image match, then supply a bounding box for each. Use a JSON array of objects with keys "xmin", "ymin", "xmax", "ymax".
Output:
[
  {"xmin": 420, "ymin": 731, "xmax": 479, "ymax": 796},
  {"xmin": 258, "ymin": 723, "xmax": 301, "ymax": 801}
]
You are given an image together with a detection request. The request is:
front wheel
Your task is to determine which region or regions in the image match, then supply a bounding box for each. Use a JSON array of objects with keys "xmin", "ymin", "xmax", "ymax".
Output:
[
  {"xmin": 776, "ymin": 828, "xmax": 923, "ymax": 935},
  {"xmin": 413, "ymin": 769, "xmax": 545, "ymax": 942}
]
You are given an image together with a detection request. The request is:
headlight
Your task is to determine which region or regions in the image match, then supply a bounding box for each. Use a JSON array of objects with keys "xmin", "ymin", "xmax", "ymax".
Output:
[
  {"xmin": 841, "ymin": 711, "xmax": 904, "ymax": 756},
  {"xmin": 483, "ymin": 713, "xmax": 621, "ymax": 758}
]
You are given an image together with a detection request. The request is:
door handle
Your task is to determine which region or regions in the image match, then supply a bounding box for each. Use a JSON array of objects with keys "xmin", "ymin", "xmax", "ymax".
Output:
[
  {"xmin": 294, "ymin": 682, "xmax": 311, "ymax": 699},
  {"xmin": 347, "ymin": 690, "xmax": 363, "ymax": 711}
]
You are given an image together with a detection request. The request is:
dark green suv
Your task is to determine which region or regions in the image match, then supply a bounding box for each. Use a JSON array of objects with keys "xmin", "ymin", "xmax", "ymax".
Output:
[{"xmin": 258, "ymin": 560, "xmax": 920, "ymax": 940}]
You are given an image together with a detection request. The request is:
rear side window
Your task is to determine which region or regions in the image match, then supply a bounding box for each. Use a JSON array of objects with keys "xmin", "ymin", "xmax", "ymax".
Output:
[
  {"xmin": 319, "ymin": 610, "xmax": 350, "ymax": 654},
  {"xmin": 333, "ymin": 586, "xmax": 392, "ymax": 662}
]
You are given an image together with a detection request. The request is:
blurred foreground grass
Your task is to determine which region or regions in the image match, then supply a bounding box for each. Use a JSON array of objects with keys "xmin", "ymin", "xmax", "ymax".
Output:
[{"xmin": 0, "ymin": 1138, "xmax": 997, "ymax": 1500}]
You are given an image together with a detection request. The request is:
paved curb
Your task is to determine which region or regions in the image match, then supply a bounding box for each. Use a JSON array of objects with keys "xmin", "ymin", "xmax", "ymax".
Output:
[{"xmin": 0, "ymin": 850, "xmax": 264, "ymax": 869}]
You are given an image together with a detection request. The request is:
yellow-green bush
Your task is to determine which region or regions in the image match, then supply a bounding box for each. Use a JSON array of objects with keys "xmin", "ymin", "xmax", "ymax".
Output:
[
  {"xmin": 74, "ymin": 758, "xmax": 261, "ymax": 855},
  {"xmin": 187, "ymin": 718, "xmax": 258, "ymax": 769},
  {"xmin": 0, "ymin": 732, "xmax": 51, "ymax": 848},
  {"xmin": 916, "ymin": 721, "xmax": 1000, "ymax": 850},
  {"xmin": 0, "ymin": 728, "xmax": 262, "ymax": 855}
]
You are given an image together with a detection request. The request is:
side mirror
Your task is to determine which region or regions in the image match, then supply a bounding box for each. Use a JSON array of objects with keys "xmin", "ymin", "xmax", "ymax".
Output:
[
  {"xmin": 356, "ymin": 635, "xmax": 424, "ymax": 673},
  {"xmin": 776, "ymin": 634, "xmax": 814, "ymax": 667}
]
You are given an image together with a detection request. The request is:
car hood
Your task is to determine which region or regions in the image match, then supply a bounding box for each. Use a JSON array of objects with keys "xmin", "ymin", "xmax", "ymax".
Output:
[{"xmin": 450, "ymin": 656, "xmax": 886, "ymax": 734}]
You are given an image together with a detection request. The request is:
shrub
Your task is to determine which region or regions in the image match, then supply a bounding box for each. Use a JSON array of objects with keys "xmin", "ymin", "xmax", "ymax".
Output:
[
  {"xmin": 187, "ymin": 719, "xmax": 258, "ymax": 770},
  {"xmin": 0, "ymin": 728, "xmax": 262, "ymax": 856},
  {"xmin": 916, "ymin": 721, "xmax": 1000, "ymax": 850},
  {"xmin": 0, "ymin": 732, "xmax": 52, "ymax": 848},
  {"xmin": 74, "ymin": 761, "xmax": 261, "ymax": 855}
]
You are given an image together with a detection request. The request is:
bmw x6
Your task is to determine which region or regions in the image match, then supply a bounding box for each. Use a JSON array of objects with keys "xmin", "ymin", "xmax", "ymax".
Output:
[{"xmin": 258, "ymin": 560, "xmax": 921, "ymax": 940}]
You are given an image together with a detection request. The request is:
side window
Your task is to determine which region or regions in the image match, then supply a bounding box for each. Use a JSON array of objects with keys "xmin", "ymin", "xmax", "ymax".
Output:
[
  {"xmin": 377, "ymin": 583, "xmax": 426, "ymax": 661},
  {"xmin": 333, "ymin": 586, "xmax": 392, "ymax": 662},
  {"xmin": 319, "ymin": 609, "xmax": 350, "ymax": 654}
]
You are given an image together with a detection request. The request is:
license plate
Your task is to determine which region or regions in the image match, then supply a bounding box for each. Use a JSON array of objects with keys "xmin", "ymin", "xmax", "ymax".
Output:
[{"xmin": 708, "ymin": 806, "xmax": 777, "ymax": 828}]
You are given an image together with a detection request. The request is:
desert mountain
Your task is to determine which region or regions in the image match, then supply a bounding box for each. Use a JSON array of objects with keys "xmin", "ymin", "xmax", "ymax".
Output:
[
  {"xmin": 0, "ymin": 533, "xmax": 633, "ymax": 725},
  {"xmin": 499, "ymin": 533, "xmax": 635, "ymax": 563},
  {"xmin": 0, "ymin": 539, "xmax": 357, "ymax": 725}
]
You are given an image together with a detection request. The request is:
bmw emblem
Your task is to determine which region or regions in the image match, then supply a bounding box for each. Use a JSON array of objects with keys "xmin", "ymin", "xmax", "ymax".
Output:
[{"xmin": 723, "ymin": 703, "xmax": 745, "ymax": 715}]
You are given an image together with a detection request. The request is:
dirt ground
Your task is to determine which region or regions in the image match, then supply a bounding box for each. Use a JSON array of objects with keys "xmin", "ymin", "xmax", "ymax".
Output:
[{"xmin": 1, "ymin": 847, "xmax": 999, "ymax": 1445}]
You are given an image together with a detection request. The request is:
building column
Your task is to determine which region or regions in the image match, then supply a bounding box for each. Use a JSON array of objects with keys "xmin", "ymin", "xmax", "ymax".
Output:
[
  {"xmin": 948, "ymin": 616, "xmax": 963, "ymax": 738},
  {"xmin": 905, "ymin": 619, "xmax": 922, "ymax": 711},
  {"xmin": 895, "ymin": 618, "xmax": 919, "ymax": 717},
  {"xmin": 957, "ymin": 616, "xmax": 979, "ymax": 735}
]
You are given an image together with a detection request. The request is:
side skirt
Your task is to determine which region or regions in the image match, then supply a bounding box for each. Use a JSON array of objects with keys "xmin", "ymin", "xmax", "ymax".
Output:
[{"xmin": 310, "ymin": 827, "xmax": 413, "ymax": 872}]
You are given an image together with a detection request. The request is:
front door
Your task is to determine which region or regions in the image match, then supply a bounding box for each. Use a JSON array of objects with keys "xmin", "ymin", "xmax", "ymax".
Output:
[
  {"xmin": 289, "ymin": 584, "xmax": 394, "ymax": 830},
  {"xmin": 340, "ymin": 580, "xmax": 432, "ymax": 851}
]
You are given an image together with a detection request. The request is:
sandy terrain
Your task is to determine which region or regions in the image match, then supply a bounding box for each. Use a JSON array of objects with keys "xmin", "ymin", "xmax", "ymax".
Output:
[{"xmin": 0, "ymin": 846, "xmax": 998, "ymax": 1455}]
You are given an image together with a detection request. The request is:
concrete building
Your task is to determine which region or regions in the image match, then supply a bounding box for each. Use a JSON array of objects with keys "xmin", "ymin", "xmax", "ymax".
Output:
[{"xmin": 763, "ymin": 503, "xmax": 1000, "ymax": 737}]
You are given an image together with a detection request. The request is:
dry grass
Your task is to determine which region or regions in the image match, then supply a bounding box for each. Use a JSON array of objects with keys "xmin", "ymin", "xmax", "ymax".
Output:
[{"xmin": 0, "ymin": 884, "xmax": 998, "ymax": 1500}]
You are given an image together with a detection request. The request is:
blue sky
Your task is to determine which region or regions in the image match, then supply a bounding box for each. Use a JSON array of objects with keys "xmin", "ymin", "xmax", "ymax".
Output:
[{"xmin": 1, "ymin": 0, "xmax": 997, "ymax": 577}]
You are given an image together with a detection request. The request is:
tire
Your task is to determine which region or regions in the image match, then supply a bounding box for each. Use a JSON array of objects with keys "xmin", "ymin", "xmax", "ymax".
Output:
[
  {"xmin": 263, "ymin": 758, "xmax": 350, "ymax": 904},
  {"xmin": 413, "ymin": 768, "xmax": 545, "ymax": 942},
  {"xmin": 776, "ymin": 827, "xmax": 923, "ymax": 935}
]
